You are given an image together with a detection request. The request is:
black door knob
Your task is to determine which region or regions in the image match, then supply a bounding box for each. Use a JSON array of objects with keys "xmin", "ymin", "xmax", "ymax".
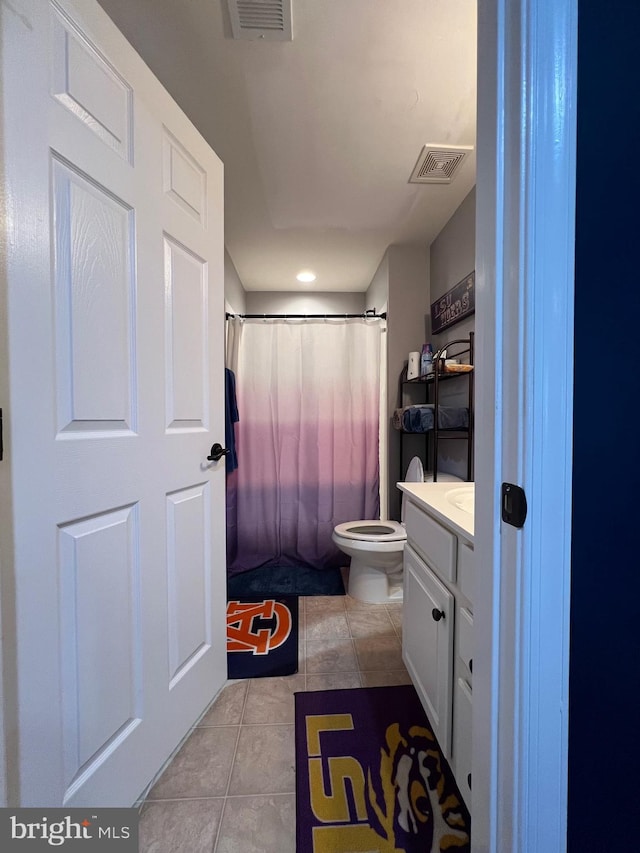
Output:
[
  {"xmin": 431, "ymin": 608, "xmax": 445, "ymax": 622},
  {"xmin": 207, "ymin": 443, "xmax": 230, "ymax": 462}
]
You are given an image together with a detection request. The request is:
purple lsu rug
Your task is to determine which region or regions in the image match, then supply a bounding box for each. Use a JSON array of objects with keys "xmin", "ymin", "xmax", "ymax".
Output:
[{"xmin": 294, "ymin": 685, "xmax": 471, "ymax": 852}]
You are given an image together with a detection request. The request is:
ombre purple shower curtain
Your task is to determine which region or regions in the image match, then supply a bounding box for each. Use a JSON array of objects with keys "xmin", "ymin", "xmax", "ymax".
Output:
[{"xmin": 227, "ymin": 318, "xmax": 381, "ymax": 574}]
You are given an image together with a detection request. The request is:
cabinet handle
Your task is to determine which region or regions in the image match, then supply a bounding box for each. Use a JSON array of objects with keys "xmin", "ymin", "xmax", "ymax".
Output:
[
  {"xmin": 469, "ymin": 658, "xmax": 473, "ymax": 674},
  {"xmin": 431, "ymin": 608, "xmax": 445, "ymax": 622},
  {"xmin": 467, "ymin": 773, "xmax": 472, "ymax": 790}
]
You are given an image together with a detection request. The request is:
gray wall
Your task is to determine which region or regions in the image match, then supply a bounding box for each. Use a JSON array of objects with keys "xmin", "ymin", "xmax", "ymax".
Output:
[
  {"xmin": 430, "ymin": 186, "xmax": 476, "ymax": 347},
  {"xmin": 364, "ymin": 252, "xmax": 389, "ymax": 316},
  {"xmin": 428, "ymin": 186, "xmax": 476, "ymax": 480},
  {"xmin": 224, "ymin": 249, "xmax": 247, "ymax": 314},
  {"xmin": 366, "ymin": 245, "xmax": 430, "ymax": 520},
  {"xmin": 245, "ymin": 291, "xmax": 365, "ymax": 314}
]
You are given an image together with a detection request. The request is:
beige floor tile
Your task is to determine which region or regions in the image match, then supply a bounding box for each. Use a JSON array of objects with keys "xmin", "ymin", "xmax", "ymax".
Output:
[
  {"xmin": 228, "ymin": 724, "xmax": 295, "ymax": 796},
  {"xmin": 215, "ymin": 794, "xmax": 296, "ymax": 853},
  {"xmin": 305, "ymin": 672, "xmax": 362, "ymax": 691},
  {"xmin": 388, "ymin": 608, "xmax": 403, "ymax": 640},
  {"xmin": 139, "ymin": 798, "xmax": 223, "ymax": 853},
  {"xmin": 360, "ymin": 670, "xmax": 412, "ymax": 687},
  {"xmin": 346, "ymin": 609, "xmax": 396, "ymax": 639},
  {"xmin": 305, "ymin": 638, "xmax": 358, "ymax": 673},
  {"xmin": 303, "ymin": 595, "xmax": 346, "ymax": 614},
  {"xmin": 354, "ymin": 636, "xmax": 404, "ymax": 671},
  {"xmin": 242, "ymin": 674, "xmax": 305, "ymax": 724},
  {"xmin": 147, "ymin": 727, "xmax": 238, "ymax": 800},
  {"xmin": 305, "ymin": 609, "xmax": 350, "ymax": 640},
  {"xmin": 344, "ymin": 594, "xmax": 388, "ymax": 611},
  {"xmin": 197, "ymin": 681, "xmax": 248, "ymax": 727}
]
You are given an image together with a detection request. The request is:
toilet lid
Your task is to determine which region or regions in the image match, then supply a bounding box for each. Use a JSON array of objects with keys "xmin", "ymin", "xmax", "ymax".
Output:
[
  {"xmin": 405, "ymin": 456, "xmax": 424, "ymax": 483},
  {"xmin": 334, "ymin": 519, "xmax": 407, "ymax": 542}
]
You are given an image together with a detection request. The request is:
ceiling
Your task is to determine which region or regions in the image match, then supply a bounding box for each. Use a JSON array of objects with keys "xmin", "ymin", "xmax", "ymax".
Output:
[{"xmin": 97, "ymin": 0, "xmax": 477, "ymax": 292}]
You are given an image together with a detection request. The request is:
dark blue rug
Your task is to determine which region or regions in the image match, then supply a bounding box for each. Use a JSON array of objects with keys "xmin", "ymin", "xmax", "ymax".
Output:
[{"xmin": 227, "ymin": 565, "xmax": 345, "ymax": 598}]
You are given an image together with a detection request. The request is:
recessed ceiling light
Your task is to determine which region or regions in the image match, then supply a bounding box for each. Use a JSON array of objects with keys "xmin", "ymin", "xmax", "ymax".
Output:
[{"xmin": 296, "ymin": 270, "xmax": 316, "ymax": 283}]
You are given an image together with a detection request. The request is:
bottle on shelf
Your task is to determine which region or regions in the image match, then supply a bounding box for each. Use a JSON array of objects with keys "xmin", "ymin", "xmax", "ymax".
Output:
[{"xmin": 420, "ymin": 343, "xmax": 434, "ymax": 377}]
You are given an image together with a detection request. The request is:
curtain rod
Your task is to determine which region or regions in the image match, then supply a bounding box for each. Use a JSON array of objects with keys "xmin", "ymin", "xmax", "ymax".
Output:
[{"xmin": 225, "ymin": 310, "xmax": 386, "ymax": 320}]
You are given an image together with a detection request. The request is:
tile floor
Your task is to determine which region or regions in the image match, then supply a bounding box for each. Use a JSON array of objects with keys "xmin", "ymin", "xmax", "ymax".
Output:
[{"xmin": 138, "ymin": 592, "xmax": 408, "ymax": 853}]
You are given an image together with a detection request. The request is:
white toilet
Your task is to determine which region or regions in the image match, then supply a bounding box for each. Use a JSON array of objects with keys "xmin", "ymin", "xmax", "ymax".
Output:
[{"xmin": 332, "ymin": 458, "xmax": 462, "ymax": 604}]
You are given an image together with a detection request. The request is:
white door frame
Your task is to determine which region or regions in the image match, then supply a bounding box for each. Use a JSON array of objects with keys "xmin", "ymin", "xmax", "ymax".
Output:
[{"xmin": 474, "ymin": 0, "xmax": 577, "ymax": 850}]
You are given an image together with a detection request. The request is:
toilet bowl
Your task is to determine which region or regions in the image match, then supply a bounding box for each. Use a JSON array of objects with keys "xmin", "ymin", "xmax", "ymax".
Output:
[
  {"xmin": 332, "ymin": 519, "xmax": 407, "ymax": 603},
  {"xmin": 332, "ymin": 458, "xmax": 463, "ymax": 604}
]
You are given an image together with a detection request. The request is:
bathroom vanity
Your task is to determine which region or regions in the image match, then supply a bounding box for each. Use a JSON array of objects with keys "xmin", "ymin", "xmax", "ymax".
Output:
[{"xmin": 396, "ymin": 481, "xmax": 474, "ymax": 808}]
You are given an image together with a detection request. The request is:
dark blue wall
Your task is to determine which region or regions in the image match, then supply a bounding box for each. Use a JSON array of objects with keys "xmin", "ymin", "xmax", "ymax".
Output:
[{"xmin": 569, "ymin": 2, "xmax": 640, "ymax": 848}]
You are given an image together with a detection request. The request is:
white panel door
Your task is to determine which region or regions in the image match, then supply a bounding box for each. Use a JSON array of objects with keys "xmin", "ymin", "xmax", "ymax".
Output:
[{"xmin": 1, "ymin": 0, "xmax": 227, "ymax": 806}]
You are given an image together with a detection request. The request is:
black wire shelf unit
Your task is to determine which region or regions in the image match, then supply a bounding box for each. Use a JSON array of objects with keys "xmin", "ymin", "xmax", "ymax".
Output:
[{"xmin": 398, "ymin": 332, "xmax": 474, "ymax": 482}]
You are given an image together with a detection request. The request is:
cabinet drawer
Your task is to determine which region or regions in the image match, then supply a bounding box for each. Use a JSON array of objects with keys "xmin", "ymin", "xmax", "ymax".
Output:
[
  {"xmin": 453, "ymin": 676, "xmax": 473, "ymax": 809},
  {"xmin": 458, "ymin": 541, "xmax": 474, "ymax": 605},
  {"xmin": 457, "ymin": 606, "xmax": 474, "ymax": 682},
  {"xmin": 404, "ymin": 500, "xmax": 457, "ymax": 582}
]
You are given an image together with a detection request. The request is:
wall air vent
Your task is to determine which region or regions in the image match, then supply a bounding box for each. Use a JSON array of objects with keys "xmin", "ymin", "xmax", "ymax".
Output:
[
  {"xmin": 227, "ymin": 0, "xmax": 293, "ymax": 41},
  {"xmin": 409, "ymin": 145, "xmax": 473, "ymax": 184}
]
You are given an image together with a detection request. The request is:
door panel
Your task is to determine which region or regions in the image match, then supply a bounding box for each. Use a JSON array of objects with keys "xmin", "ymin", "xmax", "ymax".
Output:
[
  {"xmin": 166, "ymin": 483, "xmax": 211, "ymax": 687},
  {"xmin": 162, "ymin": 127, "xmax": 207, "ymax": 224},
  {"xmin": 164, "ymin": 236, "xmax": 208, "ymax": 430},
  {"xmin": 51, "ymin": 4, "xmax": 133, "ymax": 162},
  {"xmin": 59, "ymin": 505, "xmax": 142, "ymax": 789},
  {"xmin": 52, "ymin": 156, "xmax": 136, "ymax": 434}
]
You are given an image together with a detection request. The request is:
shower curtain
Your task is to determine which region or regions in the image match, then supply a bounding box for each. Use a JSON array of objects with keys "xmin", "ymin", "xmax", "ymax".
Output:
[{"xmin": 227, "ymin": 317, "xmax": 381, "ymax": 574}]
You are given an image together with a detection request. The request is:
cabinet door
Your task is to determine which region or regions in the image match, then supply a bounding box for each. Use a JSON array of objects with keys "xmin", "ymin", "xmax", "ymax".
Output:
[
  {"xmin": 453, "ymin": 677, "xmax": 473, "ymax": 809},
  {"xmin": 403, "ymin": 544, "xmax": 454, "ymax": 756}
]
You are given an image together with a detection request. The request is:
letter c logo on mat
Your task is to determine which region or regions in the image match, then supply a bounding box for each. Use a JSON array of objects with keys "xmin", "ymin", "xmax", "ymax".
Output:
[{"xmin": 226, "ymin": 600, "xmax": 292, "ymax": 655}]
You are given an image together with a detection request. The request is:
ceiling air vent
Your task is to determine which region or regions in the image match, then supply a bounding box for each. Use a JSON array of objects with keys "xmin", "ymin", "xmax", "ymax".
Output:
[
  {"xmin": 409, "ymin": 145, "xmax": 473, "ymax": 184},
  {"xmin": 227, "ymin": 0, "xmax": 293, "ymax": 41}
]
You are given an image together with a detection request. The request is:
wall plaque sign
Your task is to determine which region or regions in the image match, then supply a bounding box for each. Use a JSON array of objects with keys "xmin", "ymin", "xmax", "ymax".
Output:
[{"xmin": 430, "ymin": 271, "xmax": 475, "ymax": 334}]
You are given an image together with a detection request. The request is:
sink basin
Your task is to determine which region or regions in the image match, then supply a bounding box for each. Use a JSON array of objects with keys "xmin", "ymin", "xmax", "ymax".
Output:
[{"xmin": 446, "ymin": 485, "xmax": 475, "ymax": 515}]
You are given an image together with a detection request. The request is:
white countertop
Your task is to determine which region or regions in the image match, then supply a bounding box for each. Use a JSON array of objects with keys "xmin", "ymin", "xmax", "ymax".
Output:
[{"xmin": 397, "ymin": 481, "xmax": 474, "ymax": 542}]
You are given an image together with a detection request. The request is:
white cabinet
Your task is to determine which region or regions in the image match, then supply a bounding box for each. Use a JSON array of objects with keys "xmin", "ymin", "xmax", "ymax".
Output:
[
  {"xmin": 403, "ymin": 544, "xmax": 454, "ymax": 755},
  {"xmin": 401, "ymin": 493, "xmax": 474, "ymax": 807}
]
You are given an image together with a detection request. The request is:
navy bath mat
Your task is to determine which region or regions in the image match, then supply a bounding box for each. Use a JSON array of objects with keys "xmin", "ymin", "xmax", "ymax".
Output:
[
  {"xmin": 227, "ymin": 565, "xmax": 345, "ymax": 598},
  {"xmin": 227, "ymin": 596, "xmax": 298, "ymax": 679}
]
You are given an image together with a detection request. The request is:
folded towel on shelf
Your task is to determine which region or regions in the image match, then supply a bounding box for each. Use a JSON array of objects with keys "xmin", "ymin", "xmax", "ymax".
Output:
[{"xmin": 392, "ymin": 404, "xmax": 469, "ymax": 433}]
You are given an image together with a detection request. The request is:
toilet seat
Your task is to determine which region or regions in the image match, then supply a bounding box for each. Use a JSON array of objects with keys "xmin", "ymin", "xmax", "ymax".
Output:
[{"xmin": 333, "ymin": 519, "xmax": 406, "ymax": 543}]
